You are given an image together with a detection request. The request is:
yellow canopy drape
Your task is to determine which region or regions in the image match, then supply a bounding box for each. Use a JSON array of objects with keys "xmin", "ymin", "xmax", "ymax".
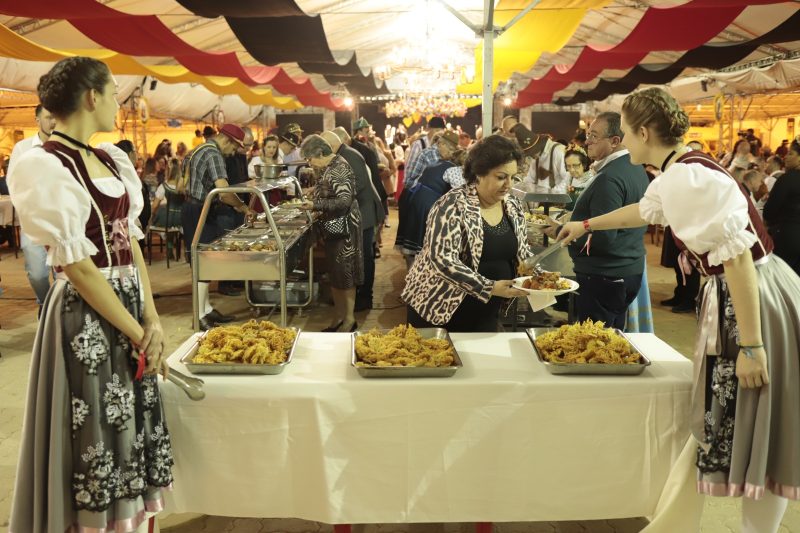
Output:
[
  {"xmin": 0, "ymin": 24, "xmax": 304, "ymax": 109},
  {"xmin": 457, "ymin": 0, "xmax": 610, "ymax": 94}
]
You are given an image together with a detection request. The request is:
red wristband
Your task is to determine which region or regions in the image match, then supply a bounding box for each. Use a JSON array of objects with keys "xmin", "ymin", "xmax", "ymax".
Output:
[
  {"xmin": 582, "ymin": 219, "xmax": 592, "ymax": 232},
  {"xmin": 135, "ymin": 350, "xmax": 146, "ymax": 381}
]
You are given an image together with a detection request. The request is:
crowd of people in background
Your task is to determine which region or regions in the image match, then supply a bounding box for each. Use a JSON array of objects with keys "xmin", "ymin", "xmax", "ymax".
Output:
[{"xmin": 2, "ymin": 107, "xmax": 798, "ymax": 319}]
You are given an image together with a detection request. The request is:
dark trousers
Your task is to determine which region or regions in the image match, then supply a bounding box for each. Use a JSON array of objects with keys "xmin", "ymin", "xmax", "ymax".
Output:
[
  {"xmin": 181, "ymin": 201, "xmax": 224, "ymax": 263},
  {"xmin": 575, "ymin": 272, "xmax": 643, "ymax": 330},
  {"xmin": 215, "ymin": 205, "xmax": 246, "ymax": 291},
  {"xmin": 671, "ymin": 263, "xmax": 700, "ymax": 306},
  {"xmin": 771, "ymin": 224, "xmax": 800, "ymax": 276},
  {"xmin": 357, "ymin": 226, "xmax": 375, "ymax": 305},
  {"xmin": 406, "ymin": 300, "xmax": 500, "ymax": 333}
]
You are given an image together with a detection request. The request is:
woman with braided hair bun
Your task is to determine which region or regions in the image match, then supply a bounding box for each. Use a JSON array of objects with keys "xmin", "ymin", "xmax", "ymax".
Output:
[
  {"xmin": 558, "ymin": 86, "xmax": 800, "ymax": 533},
  {"xmin": 7, "ymin": 57, "xmax": 173, "ymax": 533}
]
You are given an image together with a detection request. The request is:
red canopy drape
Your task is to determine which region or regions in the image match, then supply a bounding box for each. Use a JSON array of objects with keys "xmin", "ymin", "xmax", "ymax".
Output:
[
  {"xmin": 0, "ymin": 0, "xmax": 342, "ymax": 109},
  {"xmin": 515, "ymin": 0, "xmax": 789, "ymax": 107}
]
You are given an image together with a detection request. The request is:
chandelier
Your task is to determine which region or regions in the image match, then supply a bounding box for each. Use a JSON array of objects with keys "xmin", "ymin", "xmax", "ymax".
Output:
[{"xmin": 374, "ymin": 41, "xmax": 475, "ymax": 89}]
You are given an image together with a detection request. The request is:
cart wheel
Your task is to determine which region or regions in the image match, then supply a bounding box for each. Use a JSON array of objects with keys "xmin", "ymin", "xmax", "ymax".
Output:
[{"xmin": 251, "ymin": 307, "xmax": 263, "ymax": 318}]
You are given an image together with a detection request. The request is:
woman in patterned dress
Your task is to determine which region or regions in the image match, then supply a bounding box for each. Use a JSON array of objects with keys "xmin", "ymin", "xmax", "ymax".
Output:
[
  {"xmin": 8, "ymin": 57, "xmax": 173, "ymax": 532},
  {"xmin": 401, "ymin": 135, "xmax": 530, "ymax": 332},
  {"xmin": 558, "ymin": 87, "xmax": 800, "ymax": 533},
  {"xmin": 298, "ymin": 135, "xmax": 363, "ymax": 332}
]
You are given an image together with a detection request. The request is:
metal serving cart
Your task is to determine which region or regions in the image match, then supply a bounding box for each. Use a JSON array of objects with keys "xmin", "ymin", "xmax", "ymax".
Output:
[{"xmin": 190, "ymin": 176, "xmax": 314, "ymax": 330}]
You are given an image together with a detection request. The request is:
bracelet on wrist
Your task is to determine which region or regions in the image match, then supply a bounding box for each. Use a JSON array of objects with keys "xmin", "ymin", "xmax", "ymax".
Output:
[
  {"xmin": 582, "ymin": 219, "xmax": 592, "ymax": 232},
  {"xmin": 740, "ymin": 344, "xmax": 764, "ymax": 359}
]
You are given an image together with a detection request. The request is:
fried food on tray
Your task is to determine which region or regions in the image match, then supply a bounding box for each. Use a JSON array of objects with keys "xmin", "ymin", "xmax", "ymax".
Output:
[
  {"xmin": 524, "ymin": 212, "xmax": 549, "ymax": 224},
  {"xmin": 222, "ymin": 240, "xmax": 277, "ymax": 252},
  {"xmin": 534, "ymin": 319, "xmax": 640, "ymax": 365},
  {"xmin": 193, "ymin": 320, "xmax": 296, "ymax": 365},
  {"xmin": 354, "ymin": 324, "xmax": 456, "ymax": 368},
  {"xmin": 515, "ymin": 268, "xmax": 571, "ymax": 290}
]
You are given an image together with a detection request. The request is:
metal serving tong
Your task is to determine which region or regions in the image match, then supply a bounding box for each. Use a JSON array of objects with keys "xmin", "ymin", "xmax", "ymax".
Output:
[
  {"xmin": 166, "ymin": 368, "xmax": 206, "ymax": 401},
  {"xmin": 522, "ymin": 240, "xmax": 564, "ymax": 273}
]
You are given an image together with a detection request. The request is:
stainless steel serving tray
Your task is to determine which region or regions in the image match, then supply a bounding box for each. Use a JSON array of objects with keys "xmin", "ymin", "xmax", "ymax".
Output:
[
  {"xmin": 179, "ymin": 327, "xmax": 300, "ymax": 375},
  {"xmin": 351, "ymin": 328, "xmax": 463, "ymax": 378},
  {"xmin": 526, "ymin": 327, "xmax": 651, "ymax": 375}
]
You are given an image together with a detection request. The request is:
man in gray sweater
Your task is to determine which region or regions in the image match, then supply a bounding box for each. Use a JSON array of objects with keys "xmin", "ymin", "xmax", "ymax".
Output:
[
  {"xmin": 324, "ymin": 130, "xmax": 383, "ymax": 311},
  {"xmin": 566, "ymin": 112, "xmax": 649, "ymax": 329}
]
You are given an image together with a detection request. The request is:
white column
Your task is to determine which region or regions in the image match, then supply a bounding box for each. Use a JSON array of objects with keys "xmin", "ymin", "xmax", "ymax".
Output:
[
  {"xmin": 482, "ymin": 27, "xmax": 494, "ymax": 135},
  {"xmin": 323, "ymin": 109, "xmax": 336, "ymax": 132},
  {"xmin": 520, "ymin": 106, "xmax": 533, "ymax": 129}
]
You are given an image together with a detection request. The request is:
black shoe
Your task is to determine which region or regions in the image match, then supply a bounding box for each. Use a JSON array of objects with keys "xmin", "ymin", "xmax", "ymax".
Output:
[
  {"xmin": 322, "ymin": 321, "xmax": 343, "ymax": 332},
  {"xmin": 218, "ymin": 286, "xmax": 243, "ymax": 297},
  {"xmin": 207, "ymin": 308, "xmax": 236, "ymax": 323},
  {"xmin": 671, "ymin": 303, "xmax": 695, "ymax": 314},
  {"xmin": 343, "ymin": 321, "xmax": 358, "ymax": 332},
  {"xmin": 660, "ymin": 296, "xmax": 680, "ymax": 306},
  {"xmin": 354, "ymin": 299, "xmax": 373, "ymax": 312},
  {"xmin": 199, "ymin": 316, "xmax": 218, "ymax": 331}
]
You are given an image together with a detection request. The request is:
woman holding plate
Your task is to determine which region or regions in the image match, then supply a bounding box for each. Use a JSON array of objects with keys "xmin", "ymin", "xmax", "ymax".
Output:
[
  {"xmin": 558, "ymin": 87, "xmax": 800, "ymax": 533},
  {"xmin": 402, "ymin": 135, "xmax": 529, "ymax": 332}
]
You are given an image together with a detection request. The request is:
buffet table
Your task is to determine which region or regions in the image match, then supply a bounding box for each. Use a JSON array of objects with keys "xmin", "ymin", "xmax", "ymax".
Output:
[{"xmin": 161, "ymin": 331, "xmax": 693, "ymax": 524}]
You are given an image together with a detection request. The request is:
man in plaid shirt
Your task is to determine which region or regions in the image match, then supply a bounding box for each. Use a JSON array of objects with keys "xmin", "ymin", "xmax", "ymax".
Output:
[
  {"xmin": 181, "ymin": 123, "xmax": 254, "ymax": 330},
  {"xmin": 402, "ymin": 116, "xmax": 446, "ymax": 188}
]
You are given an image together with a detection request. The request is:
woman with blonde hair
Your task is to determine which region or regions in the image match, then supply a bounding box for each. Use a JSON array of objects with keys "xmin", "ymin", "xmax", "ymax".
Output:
[{"xmin": 558, "ymin": 87, "xmax": 800, "ymax": 533}]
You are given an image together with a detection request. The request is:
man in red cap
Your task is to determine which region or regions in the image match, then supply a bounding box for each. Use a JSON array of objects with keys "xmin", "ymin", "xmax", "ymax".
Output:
[{"xmin": 181, "ymin": 123, "xmax": 255, "ymax": 330}]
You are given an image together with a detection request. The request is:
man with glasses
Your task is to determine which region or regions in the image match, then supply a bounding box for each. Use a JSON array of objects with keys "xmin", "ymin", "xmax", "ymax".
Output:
[{"xmin": 563, "ymin": 111, "xmax": 649, "ymax": 329}]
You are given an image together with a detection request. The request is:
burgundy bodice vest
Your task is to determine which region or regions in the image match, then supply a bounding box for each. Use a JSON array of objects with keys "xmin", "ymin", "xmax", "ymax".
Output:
[
  {"xmin": 671, "ymin": 151, "xmax": 773, "ymax": 276},
  {"xmin": 42, "ymin": 142, "xmax": 133, "ymax": 272}
]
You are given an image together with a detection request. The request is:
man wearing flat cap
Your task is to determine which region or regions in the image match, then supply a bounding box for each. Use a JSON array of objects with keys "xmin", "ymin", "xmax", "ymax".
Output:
[
  {"xmin": 352, "ymin": 117, "xmax": 371, "ymax": 140},
  {"xmin": 181, "ymin": 123, "xmax": 255, "ymax": 330},
  {"xmin": 503, "ymin": 116, "xmax": 569, "ymax": 194},
  {"xmin": 350, "ymin": 118, "xmax": 388, "ymax": 219}
]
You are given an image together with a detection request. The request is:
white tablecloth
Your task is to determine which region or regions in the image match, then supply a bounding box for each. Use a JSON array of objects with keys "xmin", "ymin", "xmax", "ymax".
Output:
[
  {"xmin": 161, "ymin": 332, "xmax": 693, "ymax": 524},
  {"xmin": 0, "ymin": 196, "xmax": 17, "ymax": 226}
]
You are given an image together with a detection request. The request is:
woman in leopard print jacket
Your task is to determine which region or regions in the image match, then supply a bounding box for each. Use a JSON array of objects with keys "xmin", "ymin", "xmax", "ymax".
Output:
[{"xmin": 402, "ymin": 135, "xmax": 532, "ymax": 331}]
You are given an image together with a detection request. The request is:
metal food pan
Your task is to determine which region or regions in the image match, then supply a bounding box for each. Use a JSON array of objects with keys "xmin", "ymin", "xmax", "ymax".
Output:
[
  {"xmin": 525, "ymin": 327, "xmax": 651, "ymax": 375},
  {"xmin": 351, "ymin": 328, "xmax": 463, "ymax": 378},
  {"xmin": 179, "ymin": 327, "xmax": 300, "ymax": 375}
]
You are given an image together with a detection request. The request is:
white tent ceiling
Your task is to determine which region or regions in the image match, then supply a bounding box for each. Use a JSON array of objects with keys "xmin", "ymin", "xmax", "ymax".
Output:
[{"xmin": 1, "ymin": 0, "xmax": 800, "ymax": 122}]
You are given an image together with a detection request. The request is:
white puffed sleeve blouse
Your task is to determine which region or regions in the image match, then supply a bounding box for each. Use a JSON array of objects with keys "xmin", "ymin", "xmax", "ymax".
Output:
[
  {"xmin": 8, "ymin": 143, "xmax": 144, "ymax": 267},
  {"xmin": 638, "ymin": 161, "xmax": 757, "ymax": 267}
]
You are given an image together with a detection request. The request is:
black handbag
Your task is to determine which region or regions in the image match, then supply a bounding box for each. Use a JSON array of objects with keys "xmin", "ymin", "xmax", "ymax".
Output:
[{"xmin": 320, "ymin": 214, "xmax": 349, "ymax": 241}]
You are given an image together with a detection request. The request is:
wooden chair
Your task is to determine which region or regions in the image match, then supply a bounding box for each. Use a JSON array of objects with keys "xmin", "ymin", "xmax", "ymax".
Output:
[{"xmin": 147, "ymin": 191, "xmax": 183, "ymax": 268}]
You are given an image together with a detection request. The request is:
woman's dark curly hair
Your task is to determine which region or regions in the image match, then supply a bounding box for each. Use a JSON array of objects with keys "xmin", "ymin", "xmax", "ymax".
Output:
[
  {"xmin": 37, "ymin": 57, "xmax": 111, "ymax": 120},
  {"xmin": 463, "ymin": 135, "xmax": 523, "ymax": 184}
]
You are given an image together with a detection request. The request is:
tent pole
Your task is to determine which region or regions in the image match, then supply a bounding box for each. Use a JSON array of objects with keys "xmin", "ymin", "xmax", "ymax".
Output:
[{"xmin": 481, "ymin": 0, "xmax": 495, "ymax": 135}]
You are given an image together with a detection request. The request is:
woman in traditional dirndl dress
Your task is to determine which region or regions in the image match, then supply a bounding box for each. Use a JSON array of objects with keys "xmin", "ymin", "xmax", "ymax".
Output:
[
  {"xmin": 558, "ymin": 87, "xmax": 800, "ymax": 533},
  {"xmin": 7, "ymin": 57, "xmax": 174, "ymax": 532}
]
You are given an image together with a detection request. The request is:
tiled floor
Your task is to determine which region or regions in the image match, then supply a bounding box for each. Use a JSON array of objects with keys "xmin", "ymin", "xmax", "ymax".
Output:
[{"xmin": 0, "ymin": 210, "xmax": 798, "ymax": 533}]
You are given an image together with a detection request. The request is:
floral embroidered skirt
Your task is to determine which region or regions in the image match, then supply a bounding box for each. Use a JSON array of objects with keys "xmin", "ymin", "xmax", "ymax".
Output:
[
  {"xmin": 10, "ymin": 268, "xmax": 174, "ymax": 533},
  {"xmin": 696, "ymin": 255, "xmax": 800, "ymax": 500}
]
